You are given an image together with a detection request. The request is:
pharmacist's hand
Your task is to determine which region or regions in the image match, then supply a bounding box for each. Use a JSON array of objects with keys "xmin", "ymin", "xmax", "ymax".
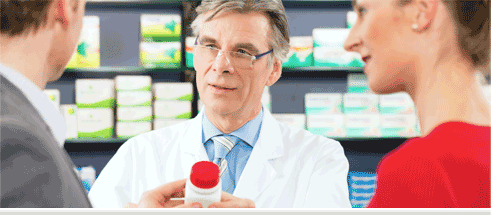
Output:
[
  {"xmin": 123, "ymin": 179, "xmax": 203, "ymax": 208},
  {"xmin": 208, "ymin": 192, "xmax": 255, "ymax": 208}
]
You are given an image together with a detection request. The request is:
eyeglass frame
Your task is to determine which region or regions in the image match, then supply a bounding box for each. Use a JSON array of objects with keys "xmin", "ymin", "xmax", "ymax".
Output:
[{"xmin": 193, "ymin": 35, "xmax": 274, "ymax": 68}]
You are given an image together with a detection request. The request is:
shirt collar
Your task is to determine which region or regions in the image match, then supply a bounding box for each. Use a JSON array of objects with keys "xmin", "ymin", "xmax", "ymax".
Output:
[
  {"xmin": 202, "ymin": 108, "xmax": 264, "ymax": 147},
  {"xmin": 0, "ymin": 62, "xmax": 66, "ymax": 146}
]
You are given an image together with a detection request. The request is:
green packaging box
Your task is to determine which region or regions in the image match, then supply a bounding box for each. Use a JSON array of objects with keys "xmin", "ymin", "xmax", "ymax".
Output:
[
  {"xmin": 141, "ymin": 14, "xmax": 181, "ymax": 42},
  {"xmin": 140, "ymin": 42, "xmax": 181, "ymax": 68}
]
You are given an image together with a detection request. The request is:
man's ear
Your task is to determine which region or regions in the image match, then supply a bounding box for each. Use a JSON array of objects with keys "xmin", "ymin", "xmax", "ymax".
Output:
[
  {"xmin": 53, "ymin": 0, "xmax": 78, "ymax": 29},
  {"xmin": 266, "ymin": 57, "xmax": 282, "ymax": 87}
]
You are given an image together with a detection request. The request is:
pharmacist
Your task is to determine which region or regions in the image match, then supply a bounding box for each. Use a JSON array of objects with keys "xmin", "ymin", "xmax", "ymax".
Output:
[{"xmin": 89, "ymin": 0, "xmax": 351, "ymax": 208}]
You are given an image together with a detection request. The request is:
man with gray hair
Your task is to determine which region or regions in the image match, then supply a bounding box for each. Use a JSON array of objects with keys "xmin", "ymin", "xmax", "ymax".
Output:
[{"xmin": 89, "ymin": 0, "xmax": 351, "ymax": 208}]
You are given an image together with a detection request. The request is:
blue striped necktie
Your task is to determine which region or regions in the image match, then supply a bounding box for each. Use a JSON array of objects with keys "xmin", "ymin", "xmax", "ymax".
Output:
[{"xmin": 211, "ymin": 135, "xmax": 239, "ymax": 194}]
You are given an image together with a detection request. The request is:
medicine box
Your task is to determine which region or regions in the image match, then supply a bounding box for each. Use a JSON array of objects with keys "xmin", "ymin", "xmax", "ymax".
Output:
[
  {"xmin": 153, "ymin": 119, "xmax": 189, "ymax": 130},
  {"xmin": 140, "ymin": 42, "xmax": 181, "ymax": 68},
  {"xmin": 272, "ymin": 114, "xmax": 306, "ymax": 129},
  {"xmin": 117, "ymin": 91, "xmax": 152, "ymax": 107},
  {"xmin": 77, "ymin": 108, "xmax": 113, "ymax": 138},
  {"xmin": 307, "ymin": 114, "xmax": 346, "ymax": 137},
  {"xmin": 347, "ymin": 74, "xmax": 370, "ymax": 93},
  {"xmin": 153, "ymin": 82, "xmax": 193, "ymax": 101},
  {"xmin": 262, "ymin": 89, "xmax": 271, "ymax": 112},
  {"xmin": 305, "ymin": 93, "xmax": 343, "ymax": 115},
  {"xmin": 345, "ymin": 114, "xmax": 381, "ymax": 137},
  {"xmin": 117, "ymin": 106, "xmax": 153, "ymax": 122},
  {"xmin": 283, "ymin": 36, "xmax": 313, "ymax": 68},
  {"xmin": 347, "ymin": 11, "xmax": 357, "ymax": 29},
  {"xmin": 379, "ymin": 92, "xmax": 415, "ymax": 114},
  {"xmin": 380, "ymin": 114, "xmax": 417, "ymax": 137},
  {"xmin": 75, "ymin": 79, "xmax": 115, "ymax": 108},
  {"xmin": 115, "ymin": 75, "xmax": 152, "ymax": 92},
  {"xmin": 43, "ymin": 89, "xmax": 60, "ymax": 110},
  {"xmin": 313, "ymin": 28, "xmax": 364, "ymax": 67},
  {"xmin": 154, "ymin": 100, "xmax": 192, "ymax": 119},
  {"xmin": 67, "ymin": 16, "xmax": 100, "ymax": 68},
  {"xmin": 141, "ymin": 14, "xmax": 181, "ymax": 42},
  {"xmin": 343, "ymin": 93, "xmax": 379, "ymax": 114},
  {"xmin": 186, "ymin": 37, "xmax": 196, "ymax": 68},
  {"xmin": 116, "ymin": 122, "xmax": 152, "ymax": 139},
  {"xmin": 60, "ymin": 105, "xmax": 78, "ymax": 139}
]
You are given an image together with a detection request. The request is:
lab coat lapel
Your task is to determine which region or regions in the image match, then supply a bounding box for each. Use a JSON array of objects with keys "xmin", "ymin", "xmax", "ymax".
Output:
[
  {"xmin": 233, "ymin": 108, "xmax": 285, "ymax": 201},
  {"xmin": 179, "ymin": 110, "xmax": 209, "ymax": 176}
]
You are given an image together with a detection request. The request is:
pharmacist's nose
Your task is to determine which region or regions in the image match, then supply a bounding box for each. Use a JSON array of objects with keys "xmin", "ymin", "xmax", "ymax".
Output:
[{"xmin": 212, "ymin": 51, "xmax": 235, "ymax": 74}]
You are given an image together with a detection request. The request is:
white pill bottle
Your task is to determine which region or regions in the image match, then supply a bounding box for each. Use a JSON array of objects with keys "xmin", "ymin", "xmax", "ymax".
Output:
[{"xmin": 185, "ymin": 161, "xmax": 221, "ymax": 208}]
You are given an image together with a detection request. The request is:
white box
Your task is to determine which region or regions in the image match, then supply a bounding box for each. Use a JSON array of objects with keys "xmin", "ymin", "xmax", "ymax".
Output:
[
  {"xmin": 198, "ymin": 99, "xmax": 203, "ymax": 112},
  {"xmin": 343, "ymin": 93, "xmax": 379, "ymax": 114},
  {"xmin": 77, "ymin": 108, "xmax": 114, "ymax": 138},
  {"xmin": 60, "ymin": 105, "xmax": 78, "ymax": 139},
  {"xmin": 345, "ymin": 114, "xmax": 381, "ymax": 137},
  {"xmin": 116, "ymin": 122, "xmax": 152, "ymax": 138},
  {"xmin": 117, "ymin": 106, "xmax": 153, "ymax": 122},
  {"xmin": 272, "ymin": 114, "xmax": 306, "ymax": 129},
  {"xmin": 305, "ymin": 93, "xmax": 343, "ymax": 115},
  {"xmin": 43, "ymin": 89, "xmax": 60, "ymax": 110},
  {"xmin": 380, "ymin": 115, "xmax": 417, "ymax": 137},
  {"xmin": 154, "ymin": 100, "xmax": 192, "ymax": 119},
  {"xmin": 307, "ymin": 115, "xmax": 346, "ymax": 137},
  {"xmin": 76, "ymin": 79, "xmax": 115, "ymax": 108},
  {"xmin": 283, "ymin": 36, "xmax": 313, "ymax": 67},
  {"xmin": 262, "ymin": 87, "xmax": 271, "ymax": 112},
  {"xmin": 347, "ymin": 11, "xmax": 357, "ymax": 29},
  {"xmin": 153, "ymin": 82, "xmax": 193, "ymax": 101},
  {"xmin": 117, "ymin": 91, "xmax": 152, "ymax": 107},
  {"xmin": 379, "ymin": 92, "xmax": 415, "ymax": 114},
  {"xmin": 313, "ymin": 28, "xmax": 364, "ymax": 67},
  {"xmin": 140, "ymin": 42, "xmax": 181, "ymax": 68},
  {"xmin": 115, "ymin": 75, "xmax": 152, "ymax": 91},
  {"xmin": 347, "ymin": 74, "xmax": 370, "ymax": 93},
  {"xmin": 153, "ymin": 119, "xmax": 189, "ymax": 130}
]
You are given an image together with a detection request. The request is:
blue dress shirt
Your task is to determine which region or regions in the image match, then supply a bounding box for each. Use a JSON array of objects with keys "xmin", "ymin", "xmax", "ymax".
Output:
[{"xmin": 202, "ymin": 109, "xmax": 263, "ymax": 186}]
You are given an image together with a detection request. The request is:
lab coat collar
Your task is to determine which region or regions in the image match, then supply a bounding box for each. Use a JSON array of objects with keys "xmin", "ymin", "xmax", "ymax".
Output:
[{"xmin": 233, "ymin": 106, "xmax": 285, "ymax": 201}]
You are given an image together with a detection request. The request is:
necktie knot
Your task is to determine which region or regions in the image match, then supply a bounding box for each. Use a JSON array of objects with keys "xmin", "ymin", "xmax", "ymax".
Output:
[{"xmin": 211, "ymin": 135, "xmax": 239, "ymax": 161}]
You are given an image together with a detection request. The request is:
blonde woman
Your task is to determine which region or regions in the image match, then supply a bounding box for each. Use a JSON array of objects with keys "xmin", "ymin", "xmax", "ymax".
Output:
[{"xmin": 344, "ymin": 0, "xmax": 490, "ymax": 207}]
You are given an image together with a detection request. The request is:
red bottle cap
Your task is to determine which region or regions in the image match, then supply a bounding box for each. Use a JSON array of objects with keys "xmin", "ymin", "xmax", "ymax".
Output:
[{"xmin": 190, "ymin": 161, "xmax": 220, "ymax": 189}]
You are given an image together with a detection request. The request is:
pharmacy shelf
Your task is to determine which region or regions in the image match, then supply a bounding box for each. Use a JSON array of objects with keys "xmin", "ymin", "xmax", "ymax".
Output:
[
  {"xmin": 57, "ymin": 67, "xmax": 183, "ymax": 82},
  {"xmin": 64, "ymin": 137, "xmax": 408, "ymax": 154},
  {"xmin": 65, "ymin": 138, "xmax": 129, "ymax": 144}
]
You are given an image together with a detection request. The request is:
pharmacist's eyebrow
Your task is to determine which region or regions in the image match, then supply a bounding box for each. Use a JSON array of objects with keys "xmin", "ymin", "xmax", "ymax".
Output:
[
  {"xmin": 198, "ymin": 36, "xmax": 217, "ymax": 45},
  {"xmin": 235, "ymin": 43, "xmax": 260, "ymax": 54}
]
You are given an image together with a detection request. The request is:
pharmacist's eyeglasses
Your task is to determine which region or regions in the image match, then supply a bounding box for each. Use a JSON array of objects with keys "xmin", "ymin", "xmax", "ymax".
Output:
[{"xmin": 193, "ymin": 35, "xmax": 273, "ymax": 69}]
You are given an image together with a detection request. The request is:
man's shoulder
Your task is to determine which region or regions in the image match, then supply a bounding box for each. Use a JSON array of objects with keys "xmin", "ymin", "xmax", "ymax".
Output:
[
  {"xmin": 274, "ymin": 120, "xmax": 342, "ymax": 151},
  {"xmin": 121, "ymin": 119, "xmax": 194, "ymax": 150}
]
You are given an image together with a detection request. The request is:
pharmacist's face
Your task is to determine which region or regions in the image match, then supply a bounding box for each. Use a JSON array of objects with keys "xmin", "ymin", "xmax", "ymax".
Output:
[
  {"xmin": 48, "ymin": 0, "xmax": 86, "ymax": 82},
  {"xmin": 344, "ymin": 0, "xmax": 418, "ymax": 94},
  {"xmin": 194, "ymin": 11, "xmax": 282, "ymax": 116}
]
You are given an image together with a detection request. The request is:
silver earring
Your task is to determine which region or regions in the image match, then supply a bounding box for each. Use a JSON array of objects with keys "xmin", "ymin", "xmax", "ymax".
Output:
[{"xmin": 412, "ymin": 24, "xmax": 419, "ymax": 30}]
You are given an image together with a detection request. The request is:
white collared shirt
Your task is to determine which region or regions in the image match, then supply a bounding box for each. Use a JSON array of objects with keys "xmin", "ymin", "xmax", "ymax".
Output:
[{"xmin": 0, "ymin": 63, "xmax": 66, "ymax": 146}]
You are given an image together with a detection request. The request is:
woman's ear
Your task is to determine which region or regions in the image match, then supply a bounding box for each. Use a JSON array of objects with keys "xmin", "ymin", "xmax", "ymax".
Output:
[{"xmin": 413, "ymin": 0, "xmax": 438, "ymax": 31}]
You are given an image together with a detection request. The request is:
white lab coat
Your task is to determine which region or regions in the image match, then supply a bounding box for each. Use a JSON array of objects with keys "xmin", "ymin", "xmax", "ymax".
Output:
[{"xmin": 88, "ymin": 107, "xmax": 351, "ymax": 208}]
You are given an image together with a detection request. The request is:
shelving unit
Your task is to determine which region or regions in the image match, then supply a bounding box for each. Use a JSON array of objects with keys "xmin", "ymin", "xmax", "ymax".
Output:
[{"xmin": 52, "ymin": 0, "xmax": 409, "ymax": 177}]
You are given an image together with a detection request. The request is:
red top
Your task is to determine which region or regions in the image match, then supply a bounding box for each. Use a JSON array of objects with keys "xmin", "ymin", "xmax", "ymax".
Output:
[
  {"xmin": 190, "ymin": 161, "xmax": 220, "ymax": 189},
  {"xmin": 368, "ymin": 122, "xmax": 490, "ymax": 208}
]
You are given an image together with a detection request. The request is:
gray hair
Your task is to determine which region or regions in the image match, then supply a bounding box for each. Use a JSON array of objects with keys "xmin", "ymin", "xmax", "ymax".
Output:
[{"xmin": 190, "ymin": 0, "xmax": 290, "ymax": 62}]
